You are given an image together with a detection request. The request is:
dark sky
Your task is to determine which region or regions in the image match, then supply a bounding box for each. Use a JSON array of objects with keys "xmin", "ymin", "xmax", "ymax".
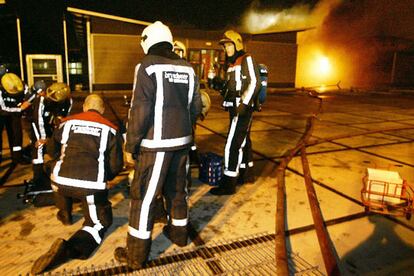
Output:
[
  {"xmin": 66, "ymin": 0, "xmax": 318, "ymax": 29},
  {"xmin": 0, "ymin": 0, "xmax": 317, "ymax": 66}
]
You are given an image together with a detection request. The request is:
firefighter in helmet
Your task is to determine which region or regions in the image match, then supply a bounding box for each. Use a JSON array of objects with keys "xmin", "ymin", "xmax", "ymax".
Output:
[
  {"xmin": 114, "ymin": 21, "xmax": 201, "ymax": 269},
  {"xmin": 173, "ymin": 40, "xmax": 187, "ymax": 59},
  {"xmin": 209, "ymin": 30, "xmax": 261, "ymax": 195},
  {"xmin": 31, "ymin": 94, "xmax": 123, "ymax": 274},
  {"xmin": 0, "ymin": 69, "xmax": 28, "ymax": 164},
  {"xmin": 28, "ymin": 82, "xmax": 72, "ymax": 193}
]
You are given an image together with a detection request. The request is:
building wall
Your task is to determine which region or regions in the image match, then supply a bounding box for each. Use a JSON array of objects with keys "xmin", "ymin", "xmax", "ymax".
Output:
[
  {"xmin": 247, "ymin": 41, "xmax": 297, "ymax": 87},
  {"xmin": 90, "ymin": 18, "xmax": 144, "ymax": 90},
  {"xmin": 88, "ymin": 17, "xmax": 298, "ymax": 89},
  {"xmin": 91, "ymin": 33, "xmax": 142, "ymax": 90},
  {"xmin": 394, "ymin": 51, "xmax": 414, "ymax": 86}
]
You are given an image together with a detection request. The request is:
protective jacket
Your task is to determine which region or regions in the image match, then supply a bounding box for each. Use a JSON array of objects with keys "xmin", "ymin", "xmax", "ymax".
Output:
[
  {"xmin": 126, "ymin": 47, "xmax": 202, "ymax": 154},
  {"xmin": 0, "ymin": 86, "xmax": 29, "ymax": 162},
  {"xmin": 0, "ymin": 88, "xmax": 25, "ymax": 115},
  {"xmin": 48, "ymin": 110, "xmax": 123, "ymax": 191},
  {"xmin": 222, "ymin": 53, "xmax": 261, "ymax": 110}
]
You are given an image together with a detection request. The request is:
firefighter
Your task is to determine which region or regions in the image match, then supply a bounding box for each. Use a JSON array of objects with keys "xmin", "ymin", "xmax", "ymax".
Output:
[
  {"xmin": 0, "ymin": 70, "xmax": 28, "ymax": 164},
  {"xmin": 173, "ymin": 40, "xmax": 186, "ymax": 59},
  {"xmin": 19, "ymin": 79, "xmax": 47, "ymax": 159},
  {"xmin": 210, "ymin": 30, "xmax": 261, "ymax": 195},
  {"xmin": 29, "ymin": 82, "xmax": 73, "ymax": 192},
  {"xmin": 31, "ymin": 94, "xmax": 124, "ymax": 275},
  {"xmin": 114, "ymin": 21, "xmax": 202, "ymax": 269}
]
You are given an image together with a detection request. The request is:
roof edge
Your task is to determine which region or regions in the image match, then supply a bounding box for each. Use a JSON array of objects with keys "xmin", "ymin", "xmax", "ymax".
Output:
[
  {"xmin": 251, "ymin": 26, "xmax": 316, "ymax": 35},
  {"xmin": 67, "ymin": 7, "xmax": 152, "ymax": 26}
]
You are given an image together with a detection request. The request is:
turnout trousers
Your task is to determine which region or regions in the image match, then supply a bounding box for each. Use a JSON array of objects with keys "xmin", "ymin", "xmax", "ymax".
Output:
[
  {"xmin": 29, "ymin": 126, "xmax": 51, "ymax": 189},
  {"xmin": 224, "ymin": 106, "xmax": 253, "ymax": 177},
  {"xmin": 127, "ymin": 148, "xmax": 189, "ymax": 263},
  {"xmin": 54, "ymin": 186, "xmax": 113, "ymax": 259},
  {"xmin": 0, "ymin": 113, "xmax": 23, "ymax": 163}
]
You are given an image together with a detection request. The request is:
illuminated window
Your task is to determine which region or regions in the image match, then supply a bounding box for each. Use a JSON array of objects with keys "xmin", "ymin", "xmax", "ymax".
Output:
[{"xmin": 69, "ymin": 62, "xmax": 82, "ymax": 75}]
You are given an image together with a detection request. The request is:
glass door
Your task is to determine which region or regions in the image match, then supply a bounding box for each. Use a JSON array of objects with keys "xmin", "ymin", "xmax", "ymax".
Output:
[
  {"xmin": 26, "ymin": 54, "xmax": 63, "ymax": 87},
  {"xmin": 188, "ymin": 49, "xmax": 225, "ymax": 86}
]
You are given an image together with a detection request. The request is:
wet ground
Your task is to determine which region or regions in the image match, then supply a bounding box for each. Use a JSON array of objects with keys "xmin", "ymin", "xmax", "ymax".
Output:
[{"xmin": 1, "ymin": 89, "xmax": 414, "ymax": 275}]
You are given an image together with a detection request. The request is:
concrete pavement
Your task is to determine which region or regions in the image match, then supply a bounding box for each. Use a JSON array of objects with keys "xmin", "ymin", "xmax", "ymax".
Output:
[{"xmin": 1, "ymin": 89, "xmax": 414, "ymax": 275}]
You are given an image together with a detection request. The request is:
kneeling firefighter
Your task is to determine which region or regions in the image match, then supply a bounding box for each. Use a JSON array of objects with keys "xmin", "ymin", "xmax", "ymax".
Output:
[{"xmin": 31, "ymin": 94, "xmax": 123, "ymax": 274}]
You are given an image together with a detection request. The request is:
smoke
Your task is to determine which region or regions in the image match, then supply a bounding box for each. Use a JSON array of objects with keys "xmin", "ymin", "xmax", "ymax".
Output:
[
  {"xmin": 315, "ymin": 0, "xmax": 414, "ymax": 87},
  {"xmin": 243, "ymin": 0, "xmax": 414, "ymax": 88},
  {"xmin": 242, "ymin": 0, "xmax": 341, "ymax": 33}
]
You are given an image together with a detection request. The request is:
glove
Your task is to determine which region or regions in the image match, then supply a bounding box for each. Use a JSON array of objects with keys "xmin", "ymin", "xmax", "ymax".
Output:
[
  {"xmin": 35, "ymin": 139, "xmax": 47, "ymax": 148},
  {"xmin": 20, "ymin": 101, "xmax": 31, "ymax": 110}
]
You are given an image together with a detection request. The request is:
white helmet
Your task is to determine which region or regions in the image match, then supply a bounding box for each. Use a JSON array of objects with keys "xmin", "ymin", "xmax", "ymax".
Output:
[{"xmin": 140, "ymin": 21, "xmax": 173, "ymax": 54}]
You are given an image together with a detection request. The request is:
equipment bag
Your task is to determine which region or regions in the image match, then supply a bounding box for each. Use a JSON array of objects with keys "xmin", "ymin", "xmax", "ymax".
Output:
[{"xmin": 199, "ymin": 152, "xmax": 223, "ymax": 186}]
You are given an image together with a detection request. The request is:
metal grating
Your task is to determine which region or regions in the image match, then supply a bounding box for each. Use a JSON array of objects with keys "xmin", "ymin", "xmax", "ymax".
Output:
[{"xmin": 40, "ymin": 233, "xmax": 323, "ymax": 276}]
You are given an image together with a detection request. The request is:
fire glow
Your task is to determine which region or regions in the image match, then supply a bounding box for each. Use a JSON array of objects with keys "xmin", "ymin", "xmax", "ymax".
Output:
[
  {"xmin": 242, "ymin": 0, "xmax": 347, "ymax": 89},
  {"xmin": 244, "ymin": 0, "xmax": 414, "ymax": 89},
  {"xmin": 296, "ymin": 38, "xmax": 346, "ymax": 89},
  {"xmin": 318, "ymin": 56, "xmax": 330, "ymax": 75}
]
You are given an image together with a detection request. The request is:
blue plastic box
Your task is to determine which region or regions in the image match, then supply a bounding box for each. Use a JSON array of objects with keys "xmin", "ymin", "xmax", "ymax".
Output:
[{"xmin": 199, "ymin": 152, "xmax": 223, "ymax": 186}]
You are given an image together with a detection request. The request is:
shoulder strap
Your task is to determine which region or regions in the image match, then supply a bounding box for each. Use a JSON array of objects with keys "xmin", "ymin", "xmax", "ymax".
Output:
[{"xmin": 234, "ymin": 53, "xmax": 250, "ymax": 66}]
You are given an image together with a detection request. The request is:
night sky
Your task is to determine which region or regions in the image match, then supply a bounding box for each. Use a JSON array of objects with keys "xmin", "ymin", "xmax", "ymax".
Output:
[
  {"xmin": 0, "ymin": 0, "xmax": 317, "ymax": 71},
  {"xmin": 65, "ymin": 0, "xmax": 318, "ymax": 29},
  {"xmin": 1, "ymin": 0, "xmax": 412, "ymax": 81}
]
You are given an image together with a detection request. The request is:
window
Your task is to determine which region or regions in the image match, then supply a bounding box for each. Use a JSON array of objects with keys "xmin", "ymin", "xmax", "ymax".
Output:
[{"xmin": 69, "ymin": 62, "xmax": 82, "ymax": 75}]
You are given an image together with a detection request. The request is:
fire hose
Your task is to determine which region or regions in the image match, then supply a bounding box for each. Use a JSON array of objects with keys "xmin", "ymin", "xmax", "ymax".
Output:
[{"xmin": 275, "ymin": 89, "xmax": 340, "ymax": 275}]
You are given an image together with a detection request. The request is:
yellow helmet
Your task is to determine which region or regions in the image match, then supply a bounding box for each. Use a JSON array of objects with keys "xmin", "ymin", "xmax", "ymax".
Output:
[
  {"xmin": 173, "ymin": 40, "xmax": 187, "ymax": 58},
  {"xmin": 46, "ymin": 82, "xmax": 70, "ymax": 102},
  {"xmin": 219, "ymin": 30, "xmax": 243, "ymax": 51},
  {"xmin": 200, "ymin": 89, "xmax": 211, "ymax": 119},
  {"xmin": 1, "ymin": 73, "xmax": 24, "ymax": 95}
]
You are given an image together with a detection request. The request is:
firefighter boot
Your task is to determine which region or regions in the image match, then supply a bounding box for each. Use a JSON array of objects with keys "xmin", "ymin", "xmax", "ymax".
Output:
[
  {"xmin": 57, "ymin": 210, "xmax": 73, "ymax": 226},
  {"xmin": 32, "ymin": 164, "xmax": 51, "ymax": 191},
  {"xmin": 237, "ymin": 167, "xmax": 255, "ymax": 185},
  {"xmin": 114, "ymin": 247, "xmax": 129, "ymax": 264},
  {"xmin": 114, "ymin": 234, "xmax": 151, "ymax": 270},
  {"xmin": 11, "ymin": 150, "xmax": 22, "ymax": 165},
  {"xmin": 209, "ymin": 175, "xmax": 237, "ymax": 195},
  {"xmin": 31, "ymin": 238, "xmax": 68, "ymax": 275},
  {"xmin": 163, "ymin": 224, "xmax": 188, "ymax": 247}
]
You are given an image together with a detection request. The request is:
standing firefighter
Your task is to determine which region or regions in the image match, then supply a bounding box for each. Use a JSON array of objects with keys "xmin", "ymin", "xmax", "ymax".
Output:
[
  {"xmin": 0, "ymin": 69, "xmax": 28, "ymax": 164},
  {"xmin": 210, "ymin": 30, "xmax": 261, "ymax": 195},
  {"xmin": 114, "ymin": 21, "xmax": 201, "ymax": 269},
  {"xmin": 31, "ymin": 94, "xmax": 123, "ymax": 275}
]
